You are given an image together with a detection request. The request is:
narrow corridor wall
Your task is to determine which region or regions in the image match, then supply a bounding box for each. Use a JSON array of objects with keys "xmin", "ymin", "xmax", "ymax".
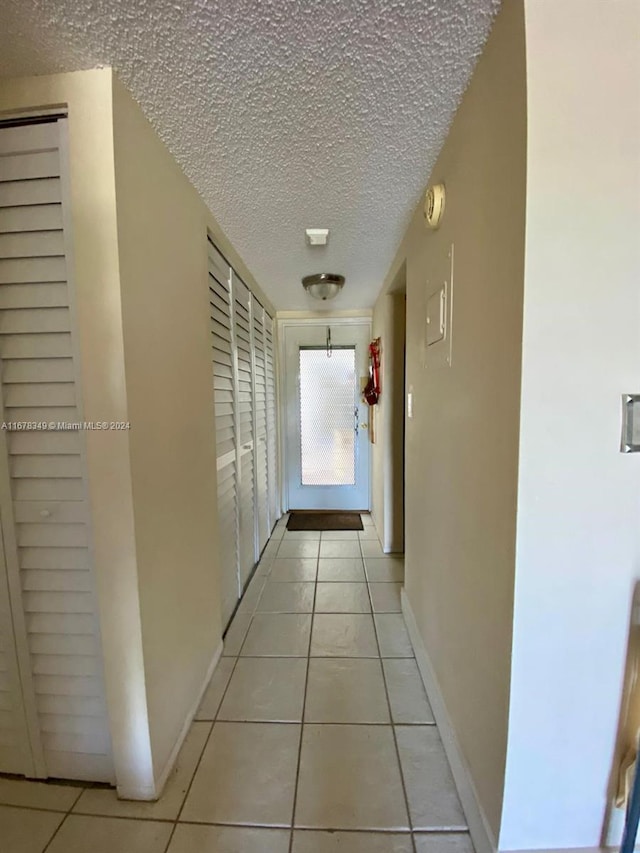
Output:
[
  {"xmin": 500, "ymin": 1, "xmax": 640, "ymax": 847},
  {"xmin": 111, "ymin": 75, "xmax": 276, "ymax": 790},
  {"xmin": 371, "ymin": 288, "xmax": 405, "ymax": 553},
  {"xmin": 373, "ymin": 1, "xmax": 527, "ymax": 840}
]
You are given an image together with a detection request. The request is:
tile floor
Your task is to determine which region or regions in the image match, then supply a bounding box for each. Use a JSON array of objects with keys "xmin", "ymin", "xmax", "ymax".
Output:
[{"xmin": 0, "ymin": 514, "xmax": 473, "ymax": 853}]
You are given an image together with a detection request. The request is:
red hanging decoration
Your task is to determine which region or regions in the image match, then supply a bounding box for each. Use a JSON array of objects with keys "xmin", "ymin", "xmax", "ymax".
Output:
[{"xmin": 364, "ymin": 338, "xmax": 381, "ymax": 405}]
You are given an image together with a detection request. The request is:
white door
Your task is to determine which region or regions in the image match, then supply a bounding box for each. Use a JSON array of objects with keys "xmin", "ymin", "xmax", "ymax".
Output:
[
  {"xmin": 208, "ymin": 239, "xmax": 240, "ymax": 626},
  {"xmin": 264, "ymin": 314, "xmax": 278, "ymax": 529},
  {"xmin": 251, "ymin": 297, "xmax": 269, "ymax": 554},
  {"xmin": 0, "ymin": 117, "xmax": 113, "ymax": 782},
  {"xmin": 284, "ymin": 323, "xmax": 371, "ymax": 511},
  {"xmin": 233, "ymin": 276, "xmax": 256, "ymax": 587}
]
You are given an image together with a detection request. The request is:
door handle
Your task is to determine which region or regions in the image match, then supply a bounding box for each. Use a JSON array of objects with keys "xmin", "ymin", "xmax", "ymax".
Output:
[{"xmin": 359, "ymin": 423, "xmax": 368, "ymax": 429}]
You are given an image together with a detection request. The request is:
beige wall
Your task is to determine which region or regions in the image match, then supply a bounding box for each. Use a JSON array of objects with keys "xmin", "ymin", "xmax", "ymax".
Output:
[
  {"xmin": 373, "ymin": 1, "xmax": 527, "ymax": 838},
  {"xmin": 111, "ymin": 77, "xmax": 223, "ymax": 784},
  {"xmin": 500, "ymin": 1, "xmax": 640, "ymax": 847},
  {"xmin": 371, "ymin": 286, "xmax": 405, "ymax": 552}
]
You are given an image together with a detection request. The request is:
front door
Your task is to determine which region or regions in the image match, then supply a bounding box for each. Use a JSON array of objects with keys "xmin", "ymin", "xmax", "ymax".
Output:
[{"xmin": 284, "ymin": 322, "xmax": 371, "ymax": 510}]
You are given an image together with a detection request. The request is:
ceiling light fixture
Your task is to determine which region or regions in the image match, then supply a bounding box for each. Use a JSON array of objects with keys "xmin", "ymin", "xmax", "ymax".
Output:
[{"xmin": 302, "ymin": 273, "xmax": 345, "ymax": 301}]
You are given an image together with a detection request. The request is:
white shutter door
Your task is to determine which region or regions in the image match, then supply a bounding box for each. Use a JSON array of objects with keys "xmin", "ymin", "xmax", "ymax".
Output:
[
  {"xmin": 0, "ymin": 119, "xmax": 113, "ymax": 782},
  {"xmin": 264, "ymin": 313, "xmax": 278, "ymax": 528},
  {"xmin": 0, "ymin": 523, "xmax": 34, "ymax": 774},
  {"xmin": 207, "ymin": 239, "xmax": 240, "ymax": 627},
  {"xmin": 233, "ymin": 276, "xmax": 255, "ymax": 587},
  {"xmin": 252, "ymin": 297, "xmax": 269, "ymax": 553}
]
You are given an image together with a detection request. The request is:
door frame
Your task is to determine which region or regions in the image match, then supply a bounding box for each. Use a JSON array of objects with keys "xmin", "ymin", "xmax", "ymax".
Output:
[{"xmin": 277, "ymin": 316, "xmax": 372, "ymax": 513}]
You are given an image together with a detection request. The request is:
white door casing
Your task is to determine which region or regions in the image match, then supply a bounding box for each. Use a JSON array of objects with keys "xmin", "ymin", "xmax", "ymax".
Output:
[{"xmin": 283, "ymin": 321, "xmax": 371, "ymax": 511}]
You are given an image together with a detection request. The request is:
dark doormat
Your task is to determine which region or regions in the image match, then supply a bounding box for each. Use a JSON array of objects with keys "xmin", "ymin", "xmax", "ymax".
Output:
[{"xmin": 287, "ymin": 511, "xmax": 364, "ymax": 531}]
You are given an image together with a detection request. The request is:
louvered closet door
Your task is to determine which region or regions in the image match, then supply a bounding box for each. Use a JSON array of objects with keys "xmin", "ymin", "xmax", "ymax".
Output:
[
  {"xmin": 264, "ymin": 313, "xmax": 278, "ymax": 528},
  {"xmin": 0, "ymin": 523, "xmax": 33, "ymax": 773},
  {"xmin": 252, "ymin": 297, "xmax": 269, "ymax": 554},
  {"xmin": 207, "ymin": 239, "xmax": 240, "ymax": 627},
  {"xmin": 233, "ymin": 276, "xmax": 256, "ymax": 586},
  {"xmin": 0, "ymin": 119, "xmax": 113, "ymax": 782}
]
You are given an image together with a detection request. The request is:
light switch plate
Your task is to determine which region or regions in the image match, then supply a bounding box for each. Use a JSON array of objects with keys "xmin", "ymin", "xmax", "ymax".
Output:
[
  {"xmin": 426, "ymin": 287, "xmax": 445, "ymax": 346},
  {"xmin": 424, "ymin": 243, "xmax": 454, "ymax": 370},
  {"xmin": 621, "ymin": 394, "xmax": 640, "ymax": 452}
]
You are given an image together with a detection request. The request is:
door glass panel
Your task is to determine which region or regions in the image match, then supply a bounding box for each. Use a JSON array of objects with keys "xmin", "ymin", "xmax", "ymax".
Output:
[{"xmin": 299, "ymin": 347, "xmax": 356, "ymax": 486}]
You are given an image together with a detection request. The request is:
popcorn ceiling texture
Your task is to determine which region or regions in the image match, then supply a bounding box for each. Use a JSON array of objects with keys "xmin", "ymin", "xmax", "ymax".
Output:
[{"xmin": 0, "ymin": 0, "xmax": 499, "ymax": 309}]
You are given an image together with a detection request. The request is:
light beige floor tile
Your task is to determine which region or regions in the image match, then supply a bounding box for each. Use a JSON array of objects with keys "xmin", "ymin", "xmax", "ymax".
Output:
[
  {"xmin": 311, "ymin": 614, "xmax": 379, "ymax": 657},
  {"xmin": 383, "ymin": 659, "xmax": 435, "ymax": 723},
  {"xmin": 293, "ymin": 830, "xmax": 413, "ymax": 853},
  {"xmin": 258, "ymin": 581, "xmax": 315, "ymax": 613},
  {"xmin": 277, "ymin": 540, "xmax": 319, "ymax": 559},
  {"xmin": 315, "ymin": 582, "xmax": 371, "ymax": 613},
  {"xmin": 369, "ymin": 582, "xmax": 403, "ymax": 613},
  {"xmin": 285, "ymin": 530, "xmax": 321, "ymax": 540},
  {"xmin": 365, "ymin": 558, "xmax": 405, "ymax": 582},
  {"xmin": 237, "ymin": 575, "xmax": 267, "ymax": 614},
  {"xmin": 223, "ymin": 613, "xmax": 252, "ymax": 656},
  {"xmin": 218, "ymin": 657, "xmax": 307, "ymax": 722},
  {"xmin": 396, "ymin": 726, "xmax": 467, "ymax": 830},
  {"xmin": 0, "ymin": 805, "xmax": 63, "ymax": 853},
  {"xmin": 360, "ymin": 514, "xmax": 375, "ymax": 526},
  {"xmin": 320, "ymin": 540, "xmax": 362, "ymax": 559},
  {"xmin": 255, "ymin": 557, "xmax": 274, "ymax": 576},
  {"xmin": 295, "ymin": 725, "xmax": 409, "ymax": 830},
  {"xmin": 305, "ymin": 658, "xmax": 390, "ymax": 723},
  {"xmin": 181, "ymin": 722, "xmax": 300, "ymax": 826},
  {"xmin": 375, "ymin": 614, "xmax": 414, "ymax": 658},
  {"xmin": 320, "ymin": 530, "xmax": 359, "ymax": 540},
  {"xmin": 358, "ymin": 528, "xmax": 380, "ymax": 540},
  {"xmin": 169, "ymin": 824, "xmax": 290, "ymax": 853},
  {"xmin": 261, "ymin": 543, "xmax": 281, "ymax": 561},
  {"xmin": 73, "ymin": 723, "xmax": 211, "ymax": 820},
  {"xmin": 0, "ymin": 777, "xmax": 80, "ymax": 811},
  {"xmin": 270, "ymin": 558, "xmax": 318, "ymax": 582},
  {"xmin": 317, "ymin": 558, "xmax": 366, "ymax": 582},
  {"xmin": 360, "ymin": 540, "xmax": 387, "ymax": 558},
  {"xmin": 241, "ymin": 613, "xmax": 312, "ymax": 656},
  {"xmin": 47, "ymin": 815, "xmax": 172, "ymax": 853},
  {"xmin": 414, "ymin": 832, "xmax": 475, "ymax": 853},
  {"xmin": 196, "ymin": 657, "xmax": 236, "ymax": 719},
  {"xmin": 269, "ymin": 526, "xmax": 286, "ymax": 541}
]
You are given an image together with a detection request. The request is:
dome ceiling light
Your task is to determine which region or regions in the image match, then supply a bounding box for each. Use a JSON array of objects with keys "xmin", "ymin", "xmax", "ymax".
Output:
[{"xmin": 302, "ymin": 273, "xmax": 345, "ymax": 301}]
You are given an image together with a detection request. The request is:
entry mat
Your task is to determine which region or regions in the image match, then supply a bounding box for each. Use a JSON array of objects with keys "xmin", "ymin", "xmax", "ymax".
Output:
[{"xmin": 287, "ymin": 511, "xmax": 364, "ymax": 531}]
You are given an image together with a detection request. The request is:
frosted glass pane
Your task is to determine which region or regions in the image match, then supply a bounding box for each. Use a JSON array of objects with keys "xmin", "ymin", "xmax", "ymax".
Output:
[{"xmin": 299, "ymin": 348, "xmax": 356, "ymax": 486}]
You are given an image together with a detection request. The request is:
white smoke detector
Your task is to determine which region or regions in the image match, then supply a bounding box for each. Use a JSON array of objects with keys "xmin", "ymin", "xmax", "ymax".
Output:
[{"xmin": 305, "ymin": 228, "xmax": 329, "ymax": 246}]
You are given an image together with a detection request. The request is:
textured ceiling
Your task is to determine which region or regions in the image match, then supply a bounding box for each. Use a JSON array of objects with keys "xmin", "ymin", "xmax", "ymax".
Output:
[{"xmin": 0, "ymin": 0, "xmax": 499, "ymax": 310}]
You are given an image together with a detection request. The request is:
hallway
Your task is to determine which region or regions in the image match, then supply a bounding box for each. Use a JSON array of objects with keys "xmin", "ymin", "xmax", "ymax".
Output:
[{"xmin": 0, "ymin": 514, "xmax": 471, "ymax": 853}]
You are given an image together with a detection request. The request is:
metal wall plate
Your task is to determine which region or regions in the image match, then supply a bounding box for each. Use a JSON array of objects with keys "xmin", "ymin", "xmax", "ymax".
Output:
[{"xmin": 621, "ymin": 394, "xmax": 640, "ymax": 452}]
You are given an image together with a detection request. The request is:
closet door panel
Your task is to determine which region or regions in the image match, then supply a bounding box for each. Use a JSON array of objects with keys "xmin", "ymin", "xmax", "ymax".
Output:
[
  {"xmin": 265, "ymin": 313, "xmax": 278, "ymax": 528},
  {"xmin": 0, "ymin": 118, "xmax": 113, "ymax": 781},
  {"xmin": 252, "ymin": 297, "xmax": 269, "ymax": 552},
  {"xmin": 208, "ymin": 239, "xmax": 239, "ymax": 627},
  {"xmin": 232, "ymin": 276, "xmax": 255, "ymax": 587}
]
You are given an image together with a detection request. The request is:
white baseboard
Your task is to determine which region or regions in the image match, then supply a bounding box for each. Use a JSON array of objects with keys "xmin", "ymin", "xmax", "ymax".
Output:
[
  {"xmin": 116, "ymin": 782, "xmax": 157, "ymax": 800},
  {"xmin": 142, "ymin": 640, "xmax": 222, "ymax": 801},
  {"xmin": 401, "ymin": 590, "xmax": 497, "ymax": 853},
  {"xmin": 502, "ymin": 848, "xmax": 617, "ymax": 853}
]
